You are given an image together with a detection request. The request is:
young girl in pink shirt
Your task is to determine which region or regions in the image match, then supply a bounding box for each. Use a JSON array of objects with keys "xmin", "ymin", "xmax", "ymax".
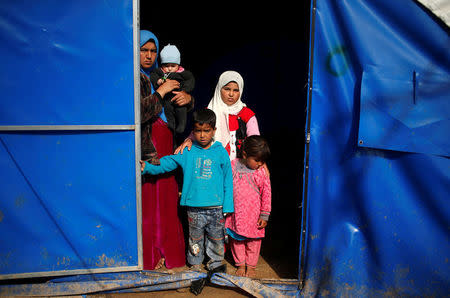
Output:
[{"xmin": 225, "ymin": 135, "xmax": 272, "ymax": 278}]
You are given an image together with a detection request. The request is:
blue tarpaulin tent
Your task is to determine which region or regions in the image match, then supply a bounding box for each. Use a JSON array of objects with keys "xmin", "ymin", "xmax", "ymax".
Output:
[
  {"xmin": 300, "ymin": 0, "xmax": 449, "ymax": 296},
  {"xmin": 0, "ymin": 1, "xmax": 141, "ymax": 278},
  {"xmin": 0, "ymin": 0, "xmax": 448, "ymax": 296}
]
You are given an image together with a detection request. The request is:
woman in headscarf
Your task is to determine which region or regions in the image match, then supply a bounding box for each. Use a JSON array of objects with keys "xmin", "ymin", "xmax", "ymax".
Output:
[
  {"xmin": 176, "ymin": 70, "xmax": 260, "ymax": 161},
  {"xmin": 140, "ymin": 30, "xmax": 192, "ymax": 270}
]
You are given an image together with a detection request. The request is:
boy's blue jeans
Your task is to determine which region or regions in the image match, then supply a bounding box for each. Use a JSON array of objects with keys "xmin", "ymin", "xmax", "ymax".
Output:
[{"xmin": 186, "ymin": 207, "xmax": 225, "ymax": 270}]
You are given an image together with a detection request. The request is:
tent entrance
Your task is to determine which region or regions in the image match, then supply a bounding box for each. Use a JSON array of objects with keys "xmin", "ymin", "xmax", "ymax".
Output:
[
  {"xmin": 0, "ymin": 0, "xmax": 311, "ymax": 295},
  {"xmin": 140, "ymin": 0, "xmax": 311, "ymax": 282}
]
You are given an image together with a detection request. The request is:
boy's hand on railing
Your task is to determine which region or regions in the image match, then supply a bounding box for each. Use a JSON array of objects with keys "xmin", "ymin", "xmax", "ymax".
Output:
[{"xmin": 139, "ymin": 160, "xmax": 146, "ymax": 173}]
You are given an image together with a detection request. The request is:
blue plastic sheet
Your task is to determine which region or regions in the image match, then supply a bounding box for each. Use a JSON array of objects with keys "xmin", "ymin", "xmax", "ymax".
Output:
[
  {"xmin": 0, "ymin": 0, "xmax": 138, "ymax": 278},
  {"xmin": 0, "ymin": 1, "xmax": 134, "ymax": 126},
  {"xmin": 301, "ymin": 0, "xmax": 449, "ymax": 296},
  {"xmin": 210, "ymin": 273, "xmax": 300, "ymax": 297},
  {"xmin": 359, "ymin": 65, "xmax": 450, "ymax": 156},
  {"xmin": 0, "ymin": 131, "xmax": 138, "ymax": 276},
  {"xmin": 0, "ymin": 271, "xmax": 206, "ymax": 296},
  {"xmin": 0, "ymin": 271, "xmax": 301, "ymax": 297}
]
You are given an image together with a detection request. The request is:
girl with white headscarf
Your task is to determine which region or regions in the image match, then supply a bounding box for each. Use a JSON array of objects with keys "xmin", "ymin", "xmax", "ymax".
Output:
[
  {"xmin": 176, "ymin": 71, "xmax": 260, "ymax": 161},
  {"xmin": 208, "ymin": 71, "xmax": 260, "ymax": 160}
]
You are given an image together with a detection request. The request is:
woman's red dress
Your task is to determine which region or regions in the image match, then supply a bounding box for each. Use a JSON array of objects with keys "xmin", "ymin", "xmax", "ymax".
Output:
[{"xmin": 142, "ymin": 118, "xmax": 186, "ymax": 269}]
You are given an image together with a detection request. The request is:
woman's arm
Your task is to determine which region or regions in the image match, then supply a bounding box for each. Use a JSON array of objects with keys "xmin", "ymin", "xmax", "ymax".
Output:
[
  {"xmin": 246, "ymin": 116, "xmax": 260, "ymax": 136},
  {"xmin": 171, "ymin": 90, "xmax": 194, "ymax": 111},
  {"xmin": 140, "ymin": 73, "xmax": 161, "ymax": 123},
  {"xmin": 174, "ymin": 132, "xmax": 194, "ymax": 154},
  {"xmin": 140, "ymin": 73, "xmax": 180, "ymax": 123},
  {"xmin": 156, "ymin": 79, "xmax": 180, "ymax": 98}
]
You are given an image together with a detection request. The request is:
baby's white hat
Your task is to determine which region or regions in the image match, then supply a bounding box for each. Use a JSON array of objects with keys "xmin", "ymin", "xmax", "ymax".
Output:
[{"xmin": 160, "ymin": 44, "xmax": 180, "ymax": 64}]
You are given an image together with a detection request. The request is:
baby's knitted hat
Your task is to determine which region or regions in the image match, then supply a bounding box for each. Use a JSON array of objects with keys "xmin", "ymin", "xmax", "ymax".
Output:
[{"xmin": 160, "ymin": 44, "xmax": 180, "ymax": 64}]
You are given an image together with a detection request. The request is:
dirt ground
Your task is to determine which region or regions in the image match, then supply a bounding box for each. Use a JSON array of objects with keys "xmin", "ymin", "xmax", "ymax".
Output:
[{"xmin": 88, "ymin": 246, "xmax": 299, "ymax": 297}]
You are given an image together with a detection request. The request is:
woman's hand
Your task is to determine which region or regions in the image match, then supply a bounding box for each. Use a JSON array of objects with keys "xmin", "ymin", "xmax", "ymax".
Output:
[
  {"xmin": 174, "ymin": 138, "xmax": 193, "ymax": 154},
  {"xmin": 171, "ymin": 90, "xmax": 192, "ymax": 107},
  {"xmin": 156, "ymin": 79, "xmax": 179, "ymax": 98}
]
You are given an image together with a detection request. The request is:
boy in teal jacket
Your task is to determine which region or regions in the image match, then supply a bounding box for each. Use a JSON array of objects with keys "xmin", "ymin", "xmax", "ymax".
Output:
[{"xmin": 141, "ymin": 108, "xmax": 233, "ymax": 272}]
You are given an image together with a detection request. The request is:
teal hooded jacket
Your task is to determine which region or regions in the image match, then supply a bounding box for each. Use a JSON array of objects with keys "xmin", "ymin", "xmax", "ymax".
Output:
[{"xmin": 142, "ymin": 141, "xmax": 234, "ymax": 213}]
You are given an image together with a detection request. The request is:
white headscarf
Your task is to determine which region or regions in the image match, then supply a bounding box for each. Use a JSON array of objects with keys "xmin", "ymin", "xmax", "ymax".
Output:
[{"xmin": 207, "ymin": 71, "xmax": 245, "ymax": 146}]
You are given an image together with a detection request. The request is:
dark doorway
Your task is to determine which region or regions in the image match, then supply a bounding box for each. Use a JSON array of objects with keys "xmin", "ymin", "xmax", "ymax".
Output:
[{"xmin": 140, "ymin": 2, "xmax": 311, "ymax": 279}]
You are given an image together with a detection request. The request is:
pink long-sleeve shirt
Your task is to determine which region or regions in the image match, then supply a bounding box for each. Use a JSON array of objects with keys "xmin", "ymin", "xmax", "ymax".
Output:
[{"xmin": 225, "ymin": 159, "xmax": 271, "ymax": 239}]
